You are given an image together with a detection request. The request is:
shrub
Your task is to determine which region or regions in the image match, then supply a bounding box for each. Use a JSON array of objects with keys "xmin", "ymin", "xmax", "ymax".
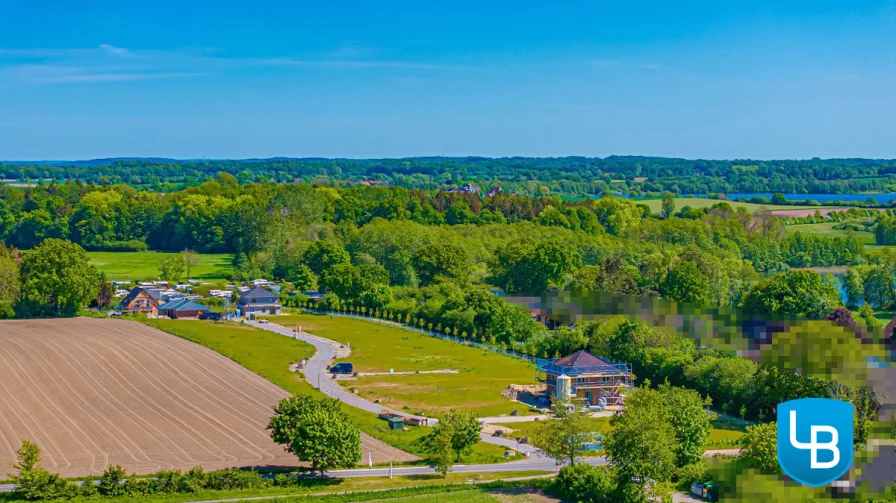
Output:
[
  {"xmin": 8, "ymin": 441, "xmax": 70, "ymax": 501},
  {"xmin": 179, "ymin": 466, "xmax": 207, "ymax": 493},
  {"xmin": 273, "ymin": 473, "xmax": 296, "ymax": 487},
  {"xmin": 98, "ymin": 465, "xmax": 128, "ymax": 497},
  {"xmin": 674, "ymin": 462, "xmax": 708, "ymax": 486},
  {"xmin": 153, "ymin": 470, "xmax": 182, "ymax": 493},
  {"xmin": 205, "ymin": 468, "xmax": 270, "ymax": 490},
  {"xmin": 552, "ymin": 464, "xmax": 616, "ymax": 503}
]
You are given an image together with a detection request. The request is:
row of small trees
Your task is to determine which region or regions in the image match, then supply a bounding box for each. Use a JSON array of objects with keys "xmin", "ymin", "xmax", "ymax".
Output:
[{"xmin": 6, "ymin": 442, "xmax": 291, "ymax": 501}]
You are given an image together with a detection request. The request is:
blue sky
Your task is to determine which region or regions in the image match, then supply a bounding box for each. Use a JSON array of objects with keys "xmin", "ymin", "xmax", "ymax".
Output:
[{"xmin": 1, "ymin": 1, "xmax": 895, "ymax": 160}]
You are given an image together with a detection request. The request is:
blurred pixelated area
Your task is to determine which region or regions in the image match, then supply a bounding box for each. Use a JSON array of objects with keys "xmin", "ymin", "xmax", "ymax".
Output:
[{"xmin": 524, "ymin": 290, "xmax": 895, "ymax": 501}]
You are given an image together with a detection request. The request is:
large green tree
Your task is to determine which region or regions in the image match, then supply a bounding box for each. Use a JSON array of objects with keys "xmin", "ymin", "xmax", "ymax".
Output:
[
  {"xmin": 604, "ymin": 387, "xmax": 677, "ymax": 490},
  {"xmin": 741, "ymin": 270, "xmax": 842, "ymax": 319},
  {"xmin": 303, "ymin": 240, "xmax": 351, "ymax": 276},
  {"xmin": 18, "ymin": 239, "xmax": 98, "ymax": 316},
  {"xmin": 267, "ymin": 394, "xmax": 362, "ymax": 475},
  {"xmin": 0, "ymin": 243, "xmax": 19, "ymax": 318},
  {"xmin": 658, "ymin": 381, "xmax": 711, "ymax": 466},
  {"xmin": 659, "ymin": 261, "xmax": 710, "ymax": 305},
  {"xmin": 491, "ymin": 238, "xmax": 581, "ymax": 294},
  {"xmin": 412, "ymin": 242, "xmax": 470, "ymax": 286}
]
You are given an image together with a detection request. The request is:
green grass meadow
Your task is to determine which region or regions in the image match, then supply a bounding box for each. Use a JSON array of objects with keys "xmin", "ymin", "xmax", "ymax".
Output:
[
  {"xmin": 261, "ymin": 313, "xmax": 538, "ymax": 417},
  {"xmin": 141, "ymin": 318, "xmax": 515, "ymax": 464},
  {"xmin": 636, "ymin": 197, "xmax": 818, "ymax": 214},
  {"xmin": 88, "ymin": 251, "xmax": 233, "ymax": 281}
]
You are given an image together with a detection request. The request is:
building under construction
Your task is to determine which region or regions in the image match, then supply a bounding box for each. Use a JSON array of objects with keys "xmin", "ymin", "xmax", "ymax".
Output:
[{"xmin": 536, "ymin": 350, "xmax": 632, "ymax": 408}]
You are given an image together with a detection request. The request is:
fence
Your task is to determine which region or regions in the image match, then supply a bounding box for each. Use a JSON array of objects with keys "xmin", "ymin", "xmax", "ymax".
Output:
[{"xmin": 303, "ymin": 308, "xmax": 538, "ymax": 364}]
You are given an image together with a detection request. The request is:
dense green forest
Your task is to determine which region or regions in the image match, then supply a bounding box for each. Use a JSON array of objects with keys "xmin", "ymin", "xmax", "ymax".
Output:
[
  {"xmin": 0, "ymin": 172, "xmax": 888, "ymax": 495},
  {"xmin": 4, "ymin": 156, "xmax": 896, "ymax": 196}
]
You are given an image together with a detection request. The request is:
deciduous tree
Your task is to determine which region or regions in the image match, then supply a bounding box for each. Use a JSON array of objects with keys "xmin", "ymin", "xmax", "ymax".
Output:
[
  {"xmin": 18, "ymin": 239, "xmax": 98, "ymax": 316},
  {"xmin": 182, "ymin": 249, "xmax": 200, "ymax": 279},
  {"xmin": 267, "ymin": 395, "xmax": 362, "ymax": 475},
  {"xmin": 532, "ymin": 395, "xmax": 593, "ymax": 466}
]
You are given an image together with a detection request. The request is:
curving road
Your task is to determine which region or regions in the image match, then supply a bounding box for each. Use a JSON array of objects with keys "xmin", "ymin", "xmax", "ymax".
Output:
[{"xmin": 244, "ymin": 320, "xmax": 556, "ymax": 459}]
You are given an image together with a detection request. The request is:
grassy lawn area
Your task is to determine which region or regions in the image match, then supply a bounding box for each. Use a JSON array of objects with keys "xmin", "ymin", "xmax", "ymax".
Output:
[
  {"xmin": 141, "ymin": 319, "xmax": 513, "ymax": 464},
  {"xmin": 261, "ymin": 313, "xmax": 538, "ymax": 417},
  {"xmin": 785, "ymin": 221, "xmax": 875, "ymax": 242},
  {"xmin": 87, "ymin": 251, "xmax": 233, "ymax": 281},
  {"xmin": 492, "ymin": 415, "xmax": 744, "ymax": 450},
  {"xmin": 636, "ymin": 197, "xmax": 817, "ymax": 214}
]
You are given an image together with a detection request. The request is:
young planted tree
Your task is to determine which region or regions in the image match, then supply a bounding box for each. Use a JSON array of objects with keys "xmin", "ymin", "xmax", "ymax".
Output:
[
  {"xmin": 532, "ymin": 395, "xmax": 592, "ymax": 466},
  {"xmin": 159, "ymin": 254, "xmax": 186, "ymax": 283},
  {"xmin": 436, "ymin": 409, "xmax": 482, "ymax": 462},
  {"xmin": 182, "ymin": 249, "xmax": 201, "ymax": 280},
  {"xmin": 7, "ymin": 441, "xmax": 70, "ymax": 500},
  {"xmin": 91, "ymin": 272, "xmax": 116, "ymax": 309},
  {"xmin": 661, "ymin": 192, "xmax": 676, "ymax": 219},
  {"xmin": 423, "ymin": 423, "xmax": 455, "ymax": 477},
  {"xmin": 267, "ymin": 394, "xmax": 362, "ymax": 476}
]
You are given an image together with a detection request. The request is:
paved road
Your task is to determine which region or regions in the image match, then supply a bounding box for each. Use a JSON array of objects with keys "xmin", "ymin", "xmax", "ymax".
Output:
[{"xmin": 245, "ymin": 320, "xmax": 440, "ymax": 426}]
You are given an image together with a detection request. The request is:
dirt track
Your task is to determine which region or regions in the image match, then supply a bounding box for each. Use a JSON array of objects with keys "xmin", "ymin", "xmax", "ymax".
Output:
[{"xmin": 0, "ymin": 318, "xmax": 415, "ymax": 477}]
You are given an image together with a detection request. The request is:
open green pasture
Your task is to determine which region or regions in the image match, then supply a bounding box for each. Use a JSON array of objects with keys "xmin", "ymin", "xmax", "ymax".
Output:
[
  {"xmin": 636, "ymin": 197, "xmax": 814, "ymax": 214},
  {"xmin": 88, "ymin": 251, "xmax": 233, "ymax": 281},
  {"xmin": 262, "ymin": 313, "xmax": 538, "ymax": 417}
]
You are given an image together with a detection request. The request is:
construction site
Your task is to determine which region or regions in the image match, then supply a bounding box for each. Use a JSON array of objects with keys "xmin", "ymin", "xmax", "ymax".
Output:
[{"xmin": 536, "ymin": 350, "xmax": 633, "ymax": 408}]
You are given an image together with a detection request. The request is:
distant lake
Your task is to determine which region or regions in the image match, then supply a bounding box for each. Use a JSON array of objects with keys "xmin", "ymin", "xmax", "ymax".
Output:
[{"xmin": 685, "ymin": 193, "xmax": 896, "ymax": 204}]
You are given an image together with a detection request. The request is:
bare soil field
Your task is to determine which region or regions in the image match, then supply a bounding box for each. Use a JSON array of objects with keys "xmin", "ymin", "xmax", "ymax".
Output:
[{"xmin": 0, "ymin": 318, "xmax": 413, "ymax": 477}]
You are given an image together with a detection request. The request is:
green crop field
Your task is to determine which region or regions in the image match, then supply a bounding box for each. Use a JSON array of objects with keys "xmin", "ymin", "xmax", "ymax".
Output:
[
  {"xmin": 88, "ymin": 251, "xmax": 233, "ymax": 280},
  {"xmin": 262, "ymin": 313, "xmax": 537, "ymax": 417},
  {"xmin": 635, "ymin": 197, "xmax": 819, "ymax": 214},
  {"xmin": 142, "ymin": 319, "xmax": 514, "ymax": 464}
]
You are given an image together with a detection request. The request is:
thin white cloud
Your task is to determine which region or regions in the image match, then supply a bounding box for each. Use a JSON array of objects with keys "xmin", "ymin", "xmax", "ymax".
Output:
[
  {"xmin": 98, "ymin": 44, "xmax": 132, "ymax": 57},
  {"xmin": 38, "ymin": 72, "xmax": 205, "ymax": 83},
  {"xmin": 251, "ymin": 57, "xmax": 487, "ymax": 71},
  {"xmin": 0, "ymin": 43, "xmax": 489, "ymax": 86}
]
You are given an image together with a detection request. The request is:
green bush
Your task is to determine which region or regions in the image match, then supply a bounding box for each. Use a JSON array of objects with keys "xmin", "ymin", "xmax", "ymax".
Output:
[
  {"xmin": 97, "ymin": 465, "xmax": 128, "ymax": 497},
  {"xmin": 551, "ymin": 464, "xmax": 616, "ymax": 503},
  {"xmin": 674, "ymin": 462, "xmax": 708, "ymax": 486}
]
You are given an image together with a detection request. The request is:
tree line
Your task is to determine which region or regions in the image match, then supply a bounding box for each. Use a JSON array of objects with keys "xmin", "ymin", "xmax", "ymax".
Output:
[{"xmin": 4, "ymin": 156, "xmax": 896, "ymax": 196}]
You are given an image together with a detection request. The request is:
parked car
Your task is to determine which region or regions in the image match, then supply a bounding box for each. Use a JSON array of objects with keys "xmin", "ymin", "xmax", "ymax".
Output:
[
  {"xmin": 257, "ymin": 319, "xmax": 270, "ymax": 324},
  {"xmin": 200, "ymin": 312, "xmax": 223, "ymax": 321},
  {"xmin": 328, "ymin": 362, "xmax": 354, "ymax": 375}
]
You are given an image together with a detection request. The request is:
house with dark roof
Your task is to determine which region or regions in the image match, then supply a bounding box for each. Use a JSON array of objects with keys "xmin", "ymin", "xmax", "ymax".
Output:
[
  {"xmin": 536, "ymin": 350, "xmax": 632, "ymax": 408},
  {"xmin": 237, "ymin": 286, "xmax": 281, "ymax": 316},
  {"xmin": 157, "ymin": 299, "xmax": 211, "ymax": 319},
  {"xmin": 119, "ymin": 287, "xmax": 163, "ymax": 316}
]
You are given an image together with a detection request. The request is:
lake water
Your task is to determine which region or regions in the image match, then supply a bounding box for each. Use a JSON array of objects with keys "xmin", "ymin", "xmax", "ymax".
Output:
[{"xmin": 685, "ymin": 193, "xmax": 896, "ymax": 204}]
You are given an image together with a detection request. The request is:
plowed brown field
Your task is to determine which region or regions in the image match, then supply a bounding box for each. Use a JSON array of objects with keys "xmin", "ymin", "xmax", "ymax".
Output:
[{"xmin": 0, "ymin": 318, "xmax": 415, "ymax": 477}]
